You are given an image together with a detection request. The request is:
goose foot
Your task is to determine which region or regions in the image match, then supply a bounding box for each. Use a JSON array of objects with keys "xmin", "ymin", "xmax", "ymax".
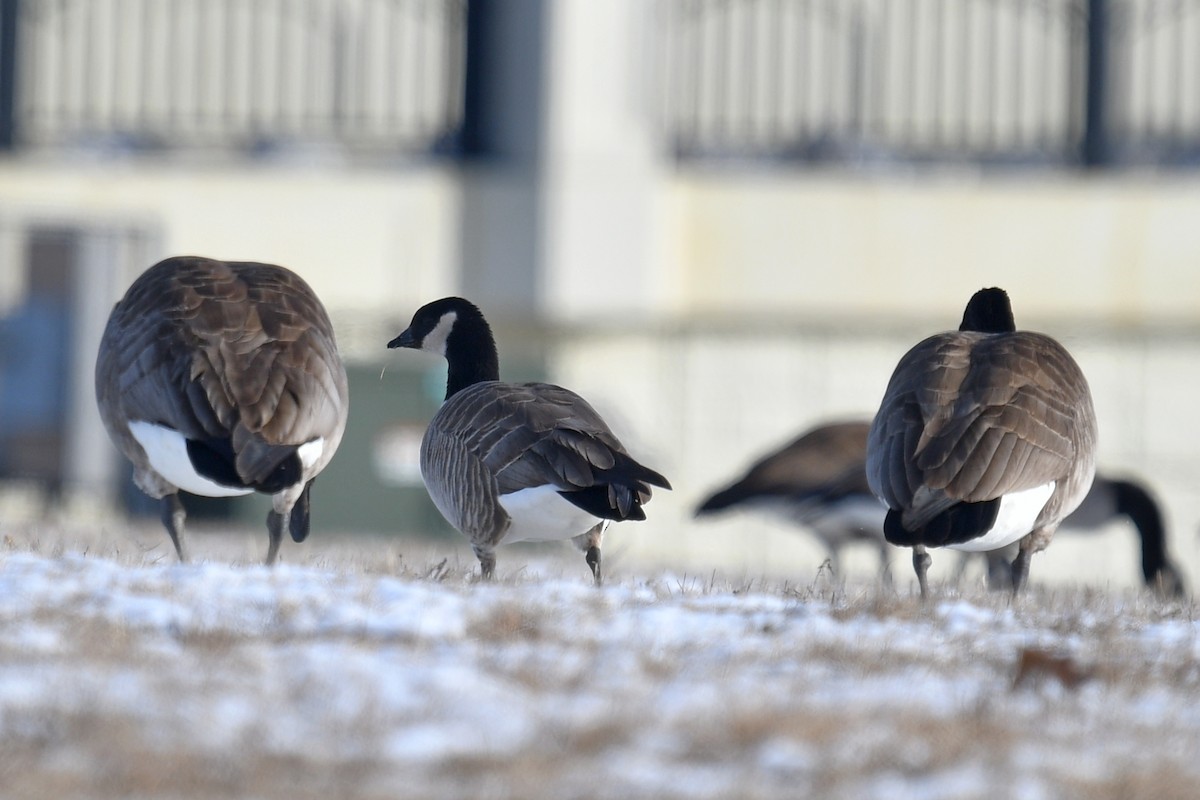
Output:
[{"xmin": 161, "ymin": 494, "xmax": 188, "ymax": 563}]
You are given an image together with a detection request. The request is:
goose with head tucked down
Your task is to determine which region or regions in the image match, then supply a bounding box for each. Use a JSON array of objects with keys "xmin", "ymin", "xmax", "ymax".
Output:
[
  {"xmin": 699, "ymin": 416, "xmax": 1181, "ymax": 596},
  {"xmin": 388, "ymin": 297, "xmax": 671, "ymax": 584},
  {"xmin": 981, "ymin": 474, "xmax": 1187, "ymax": 597},
  {"xmin": 95, "ymin": 256, "xmax": 349, "ymax": 564},
  {"xmin": 866, "ymin": 287, "xmax": 1098, "ymax": 597},
  {"xmin": 695, "ymin": 420, "xmax": 892, "ymax": 578}
]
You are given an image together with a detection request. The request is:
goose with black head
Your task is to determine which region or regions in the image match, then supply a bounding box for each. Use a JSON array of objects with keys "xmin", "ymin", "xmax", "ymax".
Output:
[
  {"xmin": 388, "ymin": 297, "xmax": 671, "ymax": 584},
  {"xmin": 866, "ymin": 287, "xmax": 1098, "ymax": 596}
]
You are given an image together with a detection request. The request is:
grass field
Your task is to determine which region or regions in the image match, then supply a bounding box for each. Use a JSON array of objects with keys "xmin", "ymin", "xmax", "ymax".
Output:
[{"xmin": 1, "ymin": 522, "xmax": 1198, "ymax": 799}]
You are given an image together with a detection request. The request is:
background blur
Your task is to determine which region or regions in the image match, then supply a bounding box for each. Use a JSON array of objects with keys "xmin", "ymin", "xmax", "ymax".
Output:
[{"xmin": 0, "ymin": 0, "xmax": 1196, "ymax": 589}]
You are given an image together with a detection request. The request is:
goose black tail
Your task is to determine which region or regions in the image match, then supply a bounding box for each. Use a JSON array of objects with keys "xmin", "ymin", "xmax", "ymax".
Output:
[
  {"xmin": 884, "ymin": 499, "xmax": 1001, "ymax": 548},
  {"xmin": 559, "ymin": 454, "xmax": 671, "ymax": 522}
]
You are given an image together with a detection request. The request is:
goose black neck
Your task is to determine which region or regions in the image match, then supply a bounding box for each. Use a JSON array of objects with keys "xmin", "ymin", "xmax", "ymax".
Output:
[
  {"xmin": 444, "ymin": 311, "xmax": 500, "ymax": 400},
  {"xmin": 960, "ymin": 287, "xmax": 1016, "ymax": 333},
  {"xmin": 1111, "ymin": 479, "xmax": 1171, "ymax": 584}
]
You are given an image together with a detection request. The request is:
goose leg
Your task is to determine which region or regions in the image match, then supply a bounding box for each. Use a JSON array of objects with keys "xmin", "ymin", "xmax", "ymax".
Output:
[
  {"xmin": 266, "ymin": 510, "xmax": 285, "ymax": 566},
  {"xmin": 1009, "ymin": 547, "xmax": 1033, "ymax": 595},
  {"xmin": 913, "ymin": 545, "xmax": 932, "ymax": 599},
  {"xmin": 473, "ymin": 544, "xmax": 497, "ymax": 581},
  {"xmin": 825, "ymin": 546, "xmax": 842, "ymax": 579},
  {"xmin": 573, "ymin": 522, "xmax": 606, "ymax": 586},
  {"xmin": 161, "ymin": 494, "xmax": 188, "ymax": 563},
  {"xmin": 289, "ymin": 482, "xmax": 313, "ymax": 543},
  {"xmin": 877, "ymin": 541, "xmax": 893, "ymax": 588},
  {"xmin": 585, "ymin": 546, "xmax": 602, "ymax": 586},
  {"xmin": 950, "ymin": 552, "xmax": 971, "ymax": 586},
  {"xmin": 986, "ymin": 552, "xmax": 1014, "ymax": 592}
]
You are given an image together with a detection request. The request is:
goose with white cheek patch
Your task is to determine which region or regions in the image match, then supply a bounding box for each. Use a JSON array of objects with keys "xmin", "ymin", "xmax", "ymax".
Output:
[
  {"xmin": 95, "ymin": 256, "xmax": 349, "ymax": 564},
  {"xmin": 866, "ymin": 287, "xmax": 1097, "ymax": 597},
  {"xmin": 388, "ymin": 297, "xmax": 671, "ymax": 584}
]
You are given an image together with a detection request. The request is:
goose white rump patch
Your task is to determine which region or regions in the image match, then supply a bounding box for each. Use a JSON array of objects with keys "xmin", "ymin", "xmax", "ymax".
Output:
[
  {"xmin": 297, "ymin": 438, "xmax": 325, "ymax": 470},
  {"xmin": 947, "ymin": 481, "xmax": 1056, "ymax": 552},
  {"xmin": 498, "ymin": 485, "xmax": 601, "ymax": 543},
  {"xmin": 129, "ymin": 421, "xmax": 254, "ymax": 498}
]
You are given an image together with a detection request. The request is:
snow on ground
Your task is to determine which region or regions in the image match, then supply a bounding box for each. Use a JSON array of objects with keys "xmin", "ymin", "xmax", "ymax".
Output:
[{"xmin": 1, "ymin": 539, "xmax": 1199, "ymax": 799}]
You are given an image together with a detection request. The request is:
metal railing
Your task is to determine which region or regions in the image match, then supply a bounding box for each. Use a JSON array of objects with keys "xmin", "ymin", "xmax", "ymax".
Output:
[
  {"xmin": 1106, "ymin": 0, "xmax": 1200, "ymax": 163},
  {"xmin": 8, "ymin": 0, "xmax": 465, "ymax": 155},
  {"xmin": 3, "ymin": 0, "xmax": 1200, "ymax": 166},
  {"xmin": 656, "ymin": 0, "xmax": 1200, "ymax": 167}
]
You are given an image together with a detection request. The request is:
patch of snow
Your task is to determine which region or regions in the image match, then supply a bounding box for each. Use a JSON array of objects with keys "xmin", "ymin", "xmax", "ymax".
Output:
[{"xmin": 0, "ymin": 549, "xmax": 1198, "ymax": 798}]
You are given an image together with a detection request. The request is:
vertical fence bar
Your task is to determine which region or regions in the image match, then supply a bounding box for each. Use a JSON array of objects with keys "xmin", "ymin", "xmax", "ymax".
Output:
[
  {"xmin": 0, "ymin": 0, "xmax": 19, "ymax": 149},
  {"xmin": 1083, "ymin": 0, "xmax": 1109, "ymax": 165}
]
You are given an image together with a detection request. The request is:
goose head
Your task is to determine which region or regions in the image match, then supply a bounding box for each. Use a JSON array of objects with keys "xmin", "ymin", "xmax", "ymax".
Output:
[
  {"xmin": 388, "ymin": 296, "xmax": 500, "ymax": 399},
  {"xmin": 960, "ymin": 287, "xmax": 1016, "ymax": 333}
]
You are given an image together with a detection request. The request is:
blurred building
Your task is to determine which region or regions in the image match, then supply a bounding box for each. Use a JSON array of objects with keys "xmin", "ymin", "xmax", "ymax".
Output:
[{"xmin": 0, "ymin": 0, "xmax": 1196, "ymax": 588}]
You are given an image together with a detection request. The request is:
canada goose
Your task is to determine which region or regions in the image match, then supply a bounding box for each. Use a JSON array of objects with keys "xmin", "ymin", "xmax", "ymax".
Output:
[
  {"xmin": 700, "ymin": 419, "xmax": 1183, "ymax": 596},
  {"xmin": 694, "ymin": 421, "xmax": 892, "ymax": 577},
  {"xmin": 981, "ymin": 475, "xmax": 1186, "ymax": 597},
  {"xmin": 95, "ymin": 256, "xmax": 349, "ymax": 564},
  {"xmin": 387, "ymin": 297, "xmax": 671, "ymax": 583},
  {"xmin": 866, "ymin": 287, "xmax": 1098, "ymax": 596}
]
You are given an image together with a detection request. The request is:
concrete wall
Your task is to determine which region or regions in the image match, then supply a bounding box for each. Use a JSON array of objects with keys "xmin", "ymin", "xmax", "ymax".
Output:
[
  {"xmin": 0, "ymin": 160, "xmax": 459, "ymax": 337},
  {"xmin": 665, "ymin": 171, "xmax": 1200, "ymax": 326}
]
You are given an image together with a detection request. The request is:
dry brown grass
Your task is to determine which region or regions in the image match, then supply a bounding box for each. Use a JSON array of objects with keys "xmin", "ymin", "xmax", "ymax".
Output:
[{"xmin": 1, "ymin": 520, "xmax": 1199, "ymax": 799}]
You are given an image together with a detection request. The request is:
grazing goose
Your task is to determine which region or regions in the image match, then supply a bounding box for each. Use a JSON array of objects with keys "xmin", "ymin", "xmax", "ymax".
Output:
[
  {"xmin": 981, "ymin": 475, "xmax": 1186, "ymax": 597},
  {"xmin": 387, "ymin": 297, "xmax": 671, "ymax": 583},
  {"xmin": 95, "ymin": 256, "xmax": 349, "ymax": 564},
  {"xmin": 694, "ymin": 420, "xmax": 892, "ymax": 577},
  {"xmin": 866, "ymin": 287, "xmax": 1097, "ymax": 596},
  {"xmin": 700, "ymin": 417, "xmax": 1182, "ymax": 595}
]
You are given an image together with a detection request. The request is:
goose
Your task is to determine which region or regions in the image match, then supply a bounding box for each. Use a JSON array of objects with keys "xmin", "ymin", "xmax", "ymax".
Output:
[
  {"xmin": 865, "ymin": 287, "xmax": 1098, "ymax": 596},
  {"xmin": 980, "ymin": 475, "xmax": 1186, "ymax": 597},
  {"xmin": 698, "ymin": 418, "xmax": 1183, "ymax": 596},
  {"xmin": 694, "ymin": 420, "xmax": 892, "ymax": 577},
  {"xmin": 95, "ymin": 256, "xmax": 349, "ymax": 564},
  {"xmin": 387, "ymin": 296, "xmax": 671, "ymax": 583}
]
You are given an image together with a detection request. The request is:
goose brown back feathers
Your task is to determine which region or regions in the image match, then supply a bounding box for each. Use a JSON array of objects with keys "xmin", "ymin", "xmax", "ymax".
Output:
[
  {"xmin": 96, "ymin": 256, "xmax": 349, "ymax": 562},
  {"xmin": 697, "ymin": 421, "xmax": 871, "ymax": 514},
  {"xmin": 421, "ymin": 381, "xmax": 669, "ymax": 548},
  {"xmin": 865, "ymin": 287, "xmax": 1097, "ymax": 594},
  {"xmin": 389, "ymin": 295, "xmax": 670, "ymax": 583},
  {"xmin": 867, "ymin": 331, "xmax": 1094, "ymax": 534}
]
